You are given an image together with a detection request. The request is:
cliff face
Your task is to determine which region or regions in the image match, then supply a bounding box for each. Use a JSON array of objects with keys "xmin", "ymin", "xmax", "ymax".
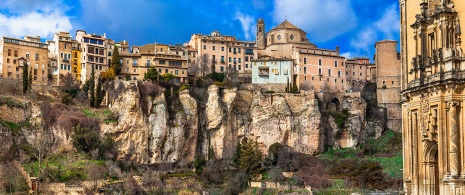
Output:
[
  {"xmin": 102, "ymin": 82, "xmax": 198, "ymax": 165},
  {"xmin": 100, "ymin": 83, "xmax": 384, "ymax": 164}
]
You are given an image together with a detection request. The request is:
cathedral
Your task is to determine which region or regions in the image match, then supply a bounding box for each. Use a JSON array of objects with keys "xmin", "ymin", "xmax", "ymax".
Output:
[
  {"xmin": 255, "ymin": 19, "xmax": 346, "ymax": 92},
  {"xmin": 400, "ymin": 0, "xmax": 465, "ymax": 194}
]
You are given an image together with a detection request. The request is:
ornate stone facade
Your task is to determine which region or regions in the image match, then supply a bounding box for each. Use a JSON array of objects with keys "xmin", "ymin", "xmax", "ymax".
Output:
[{"xmin": 401, "ymin": 0, "xmax": 465, "ymax": 194}]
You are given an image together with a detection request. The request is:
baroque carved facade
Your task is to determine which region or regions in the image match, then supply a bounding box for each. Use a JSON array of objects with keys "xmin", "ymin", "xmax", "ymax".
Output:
[{"xmin": 401, "ymin": 0, "xmax": 465, "ymax": 194}]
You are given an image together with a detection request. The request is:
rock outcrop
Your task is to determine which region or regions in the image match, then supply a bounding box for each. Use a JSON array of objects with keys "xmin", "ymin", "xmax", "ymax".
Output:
[
  {"xmin": 99, "ymin": 82, "xmax": 384, "ymax": 163},
  {"xmin": 103, "ymin": 81, "xmax": 198, "ymax": 165}
]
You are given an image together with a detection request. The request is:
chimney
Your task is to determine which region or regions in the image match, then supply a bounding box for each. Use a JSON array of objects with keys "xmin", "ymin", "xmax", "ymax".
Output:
[{"xmin": 336, "ymin": 46, "xmax": 340, "ymax": 55}]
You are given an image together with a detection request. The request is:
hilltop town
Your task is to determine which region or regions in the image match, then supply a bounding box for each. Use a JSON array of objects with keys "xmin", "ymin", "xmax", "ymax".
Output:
[{"xmin": 2, "ymin": 0, "xmax": 465, "ymax": 194}]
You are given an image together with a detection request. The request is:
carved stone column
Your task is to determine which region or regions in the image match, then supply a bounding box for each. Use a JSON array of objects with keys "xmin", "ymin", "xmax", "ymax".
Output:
[{"xmin": 449, "ymin": 101, "xmax": 460, "ymax": 177}]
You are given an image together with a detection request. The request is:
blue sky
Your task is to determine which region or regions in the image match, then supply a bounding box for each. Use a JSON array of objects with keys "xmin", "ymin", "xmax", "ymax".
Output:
[{"xmin": 0, "ymin": 0, "xmax": 400, "ymax": 61}]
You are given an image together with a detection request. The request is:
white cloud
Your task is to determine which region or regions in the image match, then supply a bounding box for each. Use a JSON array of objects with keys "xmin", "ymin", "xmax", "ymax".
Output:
[
  {"xmin": 0, "ymin": 1, "xmax": 72, "ymax": 39},
  {"xmin": 349, "ymin": 3, "xmax": 399, "ymax": 55},
  {"xmin": 374, "ymin": 4, "xmax": 400, "ymax": 40},
  {"xmin": 235, "ymin": 12, "xmax": 256, "ymax": 41},
  {"xmin": 350, "ymin": 29, "xmax": 377, "ymax": 55},
  {"xmin": 272, "ymin": 0, "xmax": 358, "ymax": 42},
  {"xmin": 341, "ymin": 52, "xmax": 352, "ymax": 59}
]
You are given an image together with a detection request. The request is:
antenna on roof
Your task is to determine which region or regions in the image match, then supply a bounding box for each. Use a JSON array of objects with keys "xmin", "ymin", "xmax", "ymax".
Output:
[{"xmin": 285, "ymin": 15, "xmax": 287, "ymax": 21}]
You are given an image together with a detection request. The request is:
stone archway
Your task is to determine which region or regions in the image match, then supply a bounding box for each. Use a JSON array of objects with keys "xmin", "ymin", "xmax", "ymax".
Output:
[{"xmin": 424, "ymin": 141, "xmax": 439, "ymax": 195}]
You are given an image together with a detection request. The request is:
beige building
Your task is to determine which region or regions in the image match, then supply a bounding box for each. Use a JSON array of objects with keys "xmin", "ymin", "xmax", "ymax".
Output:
[
  {"xmin": 0, "ymin": 36, "xmax": 48, "ymax": 84},
  {"xmin": 401, "ymin": 0, "xmax": 465, "ymax": 194},
  {"xmin": 188, "ymin": 31, "xmax": 256, "ymax": 74},
  {"xmin": 256, "ymin": 19, "xmax": 347, "ymax": 92},
  {"xmin": 48, "ymin": 32, "xmax": 81, "ymax": 84},
  {"xmin": 75, "ymin": 30, "xmax": 113, "ymax": 83},
  {"xmin": 345, "ymin": 57, "xmax": 376, "ymax": 91},
  {"xmin": 375, "ymin": 40, "xmax": 402, "ymax": 132}
]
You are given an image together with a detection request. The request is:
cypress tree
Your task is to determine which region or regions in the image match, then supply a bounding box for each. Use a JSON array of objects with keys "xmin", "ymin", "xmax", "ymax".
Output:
[
  {"xmin": 89, "ymin": 65, "xmax": 95, "ymax": 107},
  {"xmin": 22, "ymin": 62, "xmax": 28, "ymax": 94},
  {"xmin": 28, "ymin": 69, "xmax": 33, "ymax": 90},
  {"xmin": 110, "ymin": 46, "xmax": 121, "ymax": 75},
  {"xmin": 95, "ymin": 78, "xmax": 103, "ymax": 107}
]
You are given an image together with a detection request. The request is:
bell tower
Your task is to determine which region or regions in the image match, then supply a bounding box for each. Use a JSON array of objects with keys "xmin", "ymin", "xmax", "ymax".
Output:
[{"xmin": 257, "ymin": 18, "xmax": 266, "ymax": 50}]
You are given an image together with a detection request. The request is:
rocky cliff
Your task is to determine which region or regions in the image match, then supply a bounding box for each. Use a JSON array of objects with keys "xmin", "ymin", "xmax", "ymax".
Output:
[
  {"xmin": 101, "ymin": 82, "xmax": 383, "ymax": 164},
  {"xmin": 0, "ymin": 81, "xmax": 384, "ymax": 166}
]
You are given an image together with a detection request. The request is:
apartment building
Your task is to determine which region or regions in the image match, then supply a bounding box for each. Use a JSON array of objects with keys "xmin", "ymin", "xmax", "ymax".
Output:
[
  {"xmin": 188, "ymin": 31, "xmax": 256, "ymax": 74},
  {"xmin": 0, "ymin": 36, "xmax": 48, "ymax": 84},
  {"xmin": 48, "ymin": 32, "xmax": 81, "ymax": 84},
  {"xmin": 75, "ymin": 30, "xmax": 113, "ymax": 83},
  {"xmin": 127, "ymin": 43, "xmax": 188, "ymax": 83}
]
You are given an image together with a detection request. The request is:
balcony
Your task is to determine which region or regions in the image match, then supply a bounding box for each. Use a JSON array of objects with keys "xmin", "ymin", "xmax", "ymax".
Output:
[
  {"xmin": 62, "ymin": 58, "xmax": 70, "ymax": 62},
  {"xmin": 132, "ymin": 63, "xmax": 138, "ymax": 66},
  {"xmin": 258, "ymin": 66, "xmax": 269, "ymax": 76},
  {"xmin": 221, "ymin": 60, "xmax": 225, "ymax": 64}
]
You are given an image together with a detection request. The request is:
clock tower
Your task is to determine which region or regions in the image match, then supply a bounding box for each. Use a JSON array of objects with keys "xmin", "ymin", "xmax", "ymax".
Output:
[{"xmin": 257, "ymin": 18, "xmax": 266, "ymax": 50}]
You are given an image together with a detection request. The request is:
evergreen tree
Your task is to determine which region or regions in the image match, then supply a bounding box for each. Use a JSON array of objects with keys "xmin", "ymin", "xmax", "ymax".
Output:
[
  {"xmin": 22, "ymin": 62, "xmax": 28, "ymax": 94},
  {"xmin": 28, "ymin": 69, "xmax": 33, "ymax": 90},
  {"xmin": 95, "ymin": 77, "xmax": 103, "ymax": 107},
  {"xmin": 110, "ymin": 46, "xmax": 122, "ymax": 75},
  {"xmin": 233, "ymin": 138, "xmax": 263, "ymax": 179},
  {"xmin": 89, "ymin": 65, "xmax": 95, "ymax": 107}
]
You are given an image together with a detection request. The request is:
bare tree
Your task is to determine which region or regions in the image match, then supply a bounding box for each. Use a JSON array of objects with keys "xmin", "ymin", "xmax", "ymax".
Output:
[
  {"xmin": 31, "ymin": 129, "xmax": 53, "ymax": 194},
  {"xmin": 189, "ymin": 54, "xmax": 211, "ymax": 77},
  {"xmin": 300, "ymin": 81, "xmax": 314, "ymax": 91},
  {"xmin": 87, "ymin": 163, "xmax": 106, "ymax": 190}
]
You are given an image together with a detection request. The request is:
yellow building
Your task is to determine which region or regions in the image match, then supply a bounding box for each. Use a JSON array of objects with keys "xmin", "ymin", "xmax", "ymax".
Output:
[
  {"xmin": 401, "ymin": 0, "xmax": 465, "ymax": 194},
  {"xmin": 0, "ymin": 36, "xmax": 48, "ymax": 85},
  {"xmin": 72, "ymin": 43, "xmax": 82, "ymax": 82}
]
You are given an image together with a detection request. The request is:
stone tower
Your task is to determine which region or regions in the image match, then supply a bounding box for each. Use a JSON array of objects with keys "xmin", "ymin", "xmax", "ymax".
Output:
[
  {"xmin": 400, "ymin": 0, "xmax": 465, "ymax": 194},
  {"xmin": 256, "ymin": 18, "xmax": 266, "ymax": 50},
  {"xmin": 375, "ymin": 40, "xmax": 401, "ymax": 132}
]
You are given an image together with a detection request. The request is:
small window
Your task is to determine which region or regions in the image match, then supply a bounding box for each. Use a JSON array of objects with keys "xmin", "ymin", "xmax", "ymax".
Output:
[
  {"xmin": 392, "ymin": 81, "xmax": 394, "ymax": 85},
  {"xmin": 318, "ymin": 59, "xmax": 322, "ymax": 65},
  {"xmin": 334, "ymin": 61, "xmax": 338, "ymax": 67}
]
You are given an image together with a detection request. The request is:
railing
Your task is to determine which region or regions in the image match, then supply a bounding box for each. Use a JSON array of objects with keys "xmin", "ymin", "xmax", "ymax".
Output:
[{"xmin": 132, "ymin": 63, "xmax": 138, "ymax": 66}]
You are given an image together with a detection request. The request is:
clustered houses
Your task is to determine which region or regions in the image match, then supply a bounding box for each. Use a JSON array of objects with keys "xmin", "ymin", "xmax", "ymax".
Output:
[
  {"xmin": 252, "ymin": 19, "xmax": 398, "ymax": 93},
  {"xmin": 0, "ymin": 21, "xmax": 398, "ymax": 91},
  {"xmin": 188, "ymin": 30, "xmax": 256, "ymax": 74}
]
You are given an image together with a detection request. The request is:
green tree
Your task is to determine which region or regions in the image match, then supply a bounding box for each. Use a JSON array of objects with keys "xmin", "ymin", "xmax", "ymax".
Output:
[
  {"xmin": 95, "ymin": 78, "xmax": 103, "ymax": 108},
  {"xmin": 71, "ymin": 124, "xmax": 101, "ymax": 153},
  {"xmin": 110, "ymin": 46, "xmax": 121, "ymax": 75},
  {"xmin": 144, "ymin": 67, "xmax": 159, "ymax": 82},
  {"xmin": 22, "ymin": 62, "xmax": 28, "ymax": 94},
  {"xmin": 28, "ymin": 69, "xmax": 33, "ymax": 90},
  {"xmin": 233, "ymin": 138, "xmax": 263, "ymax": 179},
  {"xmin": 161, "ymin": 73, "xmax": 176, "ymax": 82},
  {"xmin": 89, "ymin": 65, "xmax": 95, "ymax": 107}
]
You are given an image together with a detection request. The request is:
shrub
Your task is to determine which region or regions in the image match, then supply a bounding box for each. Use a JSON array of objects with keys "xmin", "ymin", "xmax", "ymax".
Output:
[
  {"xmin": 329, "ymin": 158, "xmax": 387, "ymax": 189},
  {"xmin": 179, "ymin": 84, "xmax": 190, "ymax": 91},
  {"xmin": 71, "ymin": 125, "xmax": 101, "ymax": 153},
  {"xmin": 0, "ymin": 78, "xmax": 21, "ymax": 96},
  {"xmin": 194, "ymin": 156, "xmax": 206, "ymax": 175},
  {"xmin": 327, "ymin": 109, "xmax": 350, "ymax": 129}
]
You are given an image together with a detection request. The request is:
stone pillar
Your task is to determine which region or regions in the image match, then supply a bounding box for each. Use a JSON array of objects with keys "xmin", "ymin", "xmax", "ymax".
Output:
[{"xmin": 449, "ymin": 101, "xmax": 460, "ymax": 177}]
